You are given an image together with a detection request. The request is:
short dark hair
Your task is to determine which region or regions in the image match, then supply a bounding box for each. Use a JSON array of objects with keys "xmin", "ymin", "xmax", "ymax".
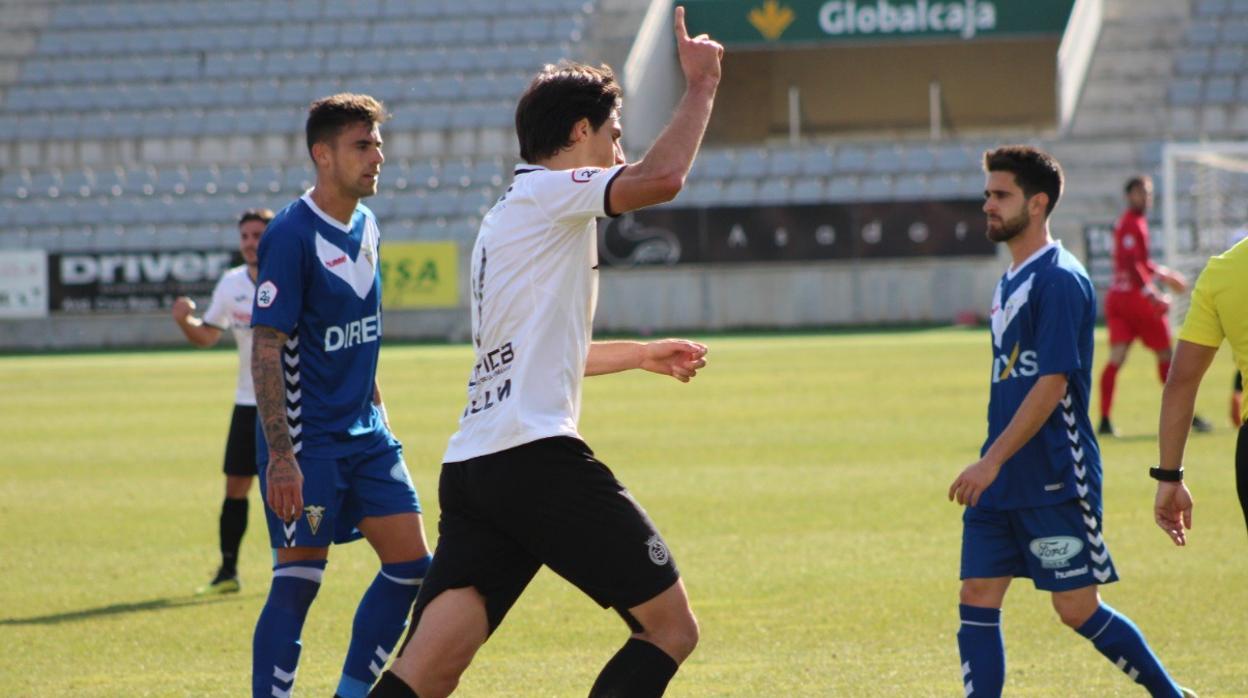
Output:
[
  {"xmin": 1124, "ymin": 175, "xmax": 1151, "ymax": 195},
  {"xmin": 983, "ymin": 145, "xmax": 1064, "ymax": 216},
  {"xmin": 515, "ymin": 61, "xmax": 622, "ymax": 163},
  {"xmin": 238, "ymin": 208, "xmax": 274, "ymax": 227},
  {"xmin": 305, "ymin": 93, "xmax": 388, "ymax": 160}
]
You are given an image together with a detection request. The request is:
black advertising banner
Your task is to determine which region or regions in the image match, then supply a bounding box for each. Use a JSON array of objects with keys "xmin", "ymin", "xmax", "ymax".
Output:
[
  {"xmin": 598, "ymin": 199, "xmax": 991, "ymax": 267},
  {"xmin": 48, "ymin": 249, "xmax": 243, "ymax": 314}
]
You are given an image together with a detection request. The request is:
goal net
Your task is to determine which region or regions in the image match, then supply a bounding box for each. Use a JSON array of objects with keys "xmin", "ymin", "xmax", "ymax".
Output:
[{"xmin": 1161, "ymin": 141, "xmax": 1248, "ymax": 325}]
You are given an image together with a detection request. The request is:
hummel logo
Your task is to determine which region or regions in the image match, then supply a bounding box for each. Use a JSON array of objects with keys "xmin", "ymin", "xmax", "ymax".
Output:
[{"xmin": 325, "ymin": 255, "xmax": 348, "ymax": 268}]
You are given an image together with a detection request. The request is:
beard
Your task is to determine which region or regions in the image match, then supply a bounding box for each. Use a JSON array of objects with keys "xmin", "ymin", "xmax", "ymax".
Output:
[{"xmin": 986, "ymin": 208, "xmax": 1029, "ymax": 243}]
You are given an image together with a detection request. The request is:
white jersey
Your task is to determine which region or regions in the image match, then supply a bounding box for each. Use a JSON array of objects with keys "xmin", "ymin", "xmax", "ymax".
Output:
[
  {"xmin": 202, "ymin": 264, "xmax": 257, "ymax": 406},
  {"xmin": 443, "ymin": 163, "xmax": 626, "ymax": 463}
]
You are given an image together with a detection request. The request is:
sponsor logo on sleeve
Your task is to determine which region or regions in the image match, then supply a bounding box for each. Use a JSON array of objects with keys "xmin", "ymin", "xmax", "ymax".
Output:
[
  {"xmin": 571, "ymin": 167, "xmax": 602, "ymax": 183},
  {"xmin": 257, "ymin": 280, "xmax": 278, "ymax": 308}
]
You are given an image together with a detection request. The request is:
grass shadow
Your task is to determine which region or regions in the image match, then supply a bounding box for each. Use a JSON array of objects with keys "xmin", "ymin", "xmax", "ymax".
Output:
[{"xmin": 0, "ymin": 593, "xmax": 252, "ymax": 626}]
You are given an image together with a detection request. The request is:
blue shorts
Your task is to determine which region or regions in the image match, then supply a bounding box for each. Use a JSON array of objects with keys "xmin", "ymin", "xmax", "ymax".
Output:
[
  {"xmin": 258, "ymin": 432, "xmax": 421, "ymax": 549},
  {"xmin": 960, "ymin": 499, "xmax": 1118, "ymax": 592}
]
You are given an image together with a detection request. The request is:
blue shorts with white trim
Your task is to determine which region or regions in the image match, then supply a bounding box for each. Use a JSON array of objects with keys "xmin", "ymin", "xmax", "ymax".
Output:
[
  {"xmin": 960, "ymin": 499, "xmax": 1118, "ymax": 592},
  {"xmin": 258, "ymin": 431, "xmax": 421, "ymax": 549}
]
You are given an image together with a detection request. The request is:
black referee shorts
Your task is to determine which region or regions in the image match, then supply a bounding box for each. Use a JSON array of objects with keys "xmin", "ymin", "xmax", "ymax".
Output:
[
  {"xmin": 411, "ymin": 436, "xmax": 680, "ymax": 634},
  {"xmin": 222, "ymin": 404, "xmax": 258, "ymax": 477}
]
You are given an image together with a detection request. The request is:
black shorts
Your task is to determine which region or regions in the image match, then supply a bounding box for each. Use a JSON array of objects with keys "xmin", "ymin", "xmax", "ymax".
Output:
[
  {"xmin": 223, "ymin": 404, "xmax": 258, "ymax": 477},
  {"xmin": 411, "ymin": 436, "xmax": 680, "ymax": 634}
]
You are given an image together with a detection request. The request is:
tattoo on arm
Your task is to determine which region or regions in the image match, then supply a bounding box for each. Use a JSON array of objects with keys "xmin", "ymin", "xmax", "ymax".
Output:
[{"xmin": 252, "ymin": 325, "xmax": 294, "ymax": 455}]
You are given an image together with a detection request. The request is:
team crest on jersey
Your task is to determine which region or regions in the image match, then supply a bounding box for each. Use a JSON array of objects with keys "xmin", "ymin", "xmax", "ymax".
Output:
[
  {"xmin": 256, "ymin": 280, "xmax": 277, "ymax": 308},
  {"xmin": 571, "ymin": 167, "xmax": 601, "ymax": 183},
  {"xmin": 304, "ymin": 505, "xmax": 326, "ymax": 536},
  {"xmin": 646, "ymin": 534, "xmax": 670, "ymax": 566}
]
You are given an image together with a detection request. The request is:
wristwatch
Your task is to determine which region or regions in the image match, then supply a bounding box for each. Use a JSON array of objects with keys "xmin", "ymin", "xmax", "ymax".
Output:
[{"xmin": 1149, "ymin": 466, "xmax": 1184, "ymax": 482}]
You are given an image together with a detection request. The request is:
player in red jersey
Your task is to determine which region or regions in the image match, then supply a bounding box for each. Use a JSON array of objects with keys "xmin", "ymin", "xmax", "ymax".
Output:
[{"xmin": 1098, "ymin": 175, "xmax": 1212, "ymax": 436}]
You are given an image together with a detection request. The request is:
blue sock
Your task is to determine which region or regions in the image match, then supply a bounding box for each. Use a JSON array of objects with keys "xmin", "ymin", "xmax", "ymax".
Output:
[
  {"xmin": 335, "ymin": 556, "xmax": 432, "ymax": 698},
  {"xmin": 252, "ymin": 560, "xmax": 326, "ymax": 698},
  {"xmin": 1075, "ymin": 604, "xmax": 1183, "ymax": 698},
  {"xmin": 957, "ymin": 604, "xmax": 1005, "ymax": 698}
]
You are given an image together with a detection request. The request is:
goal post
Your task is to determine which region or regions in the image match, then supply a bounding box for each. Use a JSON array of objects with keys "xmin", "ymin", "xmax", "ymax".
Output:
[{"xmin": 1160, "ymin": 141, "xmax": 1248, "ymax": 325}]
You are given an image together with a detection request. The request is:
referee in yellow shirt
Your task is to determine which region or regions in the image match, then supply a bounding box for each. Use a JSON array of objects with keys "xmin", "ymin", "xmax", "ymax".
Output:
[{"xmin": 1154, "ymin": 237, "xmax": 1248, "ymax": 545}]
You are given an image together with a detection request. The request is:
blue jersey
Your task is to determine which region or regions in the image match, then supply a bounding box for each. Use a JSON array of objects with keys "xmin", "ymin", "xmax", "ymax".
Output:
[
  {"xmin": 978, "ymin": 242, "xmax": 1102, "ymax": 511},
  {"xmin": 251, "ymin": 192, "xmax": 386, "ymax": 462}
]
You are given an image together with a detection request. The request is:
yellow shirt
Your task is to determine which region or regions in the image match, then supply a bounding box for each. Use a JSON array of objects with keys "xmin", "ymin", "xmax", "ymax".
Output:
[{"xmin": 1179, "ymin": 237, "xmax": 1248, "ymax": 422}]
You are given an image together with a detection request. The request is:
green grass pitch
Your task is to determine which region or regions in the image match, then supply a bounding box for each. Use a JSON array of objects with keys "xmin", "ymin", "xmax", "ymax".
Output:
[{"xmin": 2, "ymin": 329, "xmax": 1245, "ymax": 696}]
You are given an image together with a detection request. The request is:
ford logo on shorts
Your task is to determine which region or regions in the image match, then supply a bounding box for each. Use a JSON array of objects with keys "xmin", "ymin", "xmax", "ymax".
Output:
[{"xmin": 1028, "ymin": 536, "xmax": 1083, "ymax": 569}]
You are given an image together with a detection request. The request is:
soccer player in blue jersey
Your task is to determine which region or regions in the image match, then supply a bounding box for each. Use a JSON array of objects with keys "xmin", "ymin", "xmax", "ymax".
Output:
[
  {"xmin": 249, "ymin": 93, "xmax": 432, "ymax": 698},
  {"xmin": 949, "ymin": 146, "xmax": 1195, "ymax": 698}
]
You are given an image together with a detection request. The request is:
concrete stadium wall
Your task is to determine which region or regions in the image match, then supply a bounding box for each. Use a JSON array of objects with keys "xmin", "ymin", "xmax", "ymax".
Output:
[
  {"xmin": 596, "ymin": 256, "xmax": 1004, "ymax": 332},
  {"xmin": 1, "ymin": 256, "xmax": 1005, "ymax": 351}
]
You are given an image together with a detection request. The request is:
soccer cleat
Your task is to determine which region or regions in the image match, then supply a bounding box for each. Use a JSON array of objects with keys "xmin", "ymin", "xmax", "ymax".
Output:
[
  {"xmin": 1180, "ymin": 687, "xmax": 1198, "ymax": 698},
  {"xmin": 1097, "ymin": 417, "xmax": 1117, "ymax": 437},
  {"xmin": 195, "ymin": 570, "xmax": 241, "ymax": 596},
  {"xmin": 1191, "ymin": 414, "xmax": 1214, "ymax": 433}
]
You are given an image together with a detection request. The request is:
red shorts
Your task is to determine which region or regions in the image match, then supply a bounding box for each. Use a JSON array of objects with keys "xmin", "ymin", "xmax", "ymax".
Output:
[{"xmin": 1105, "ymin": 289, "xmax": 1171, "ymax": 351}]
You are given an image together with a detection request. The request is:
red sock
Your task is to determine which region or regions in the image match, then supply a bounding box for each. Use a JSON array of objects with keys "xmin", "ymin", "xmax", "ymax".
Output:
[
  {"xmin": 1100, "ymin": 362, "xmax": 1119, "ymax": 419},
  {"xmin": 1158, "ymin": 360, "xmax": 1171, "ymax": 384}
]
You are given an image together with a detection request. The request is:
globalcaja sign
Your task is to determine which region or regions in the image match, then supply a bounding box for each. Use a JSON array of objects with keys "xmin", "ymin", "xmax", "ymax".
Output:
[
  {"xmin": 49, "ymin": 249, "xmax": 242, "ymax": 314},
  {"xmin": 682, "ymin": 0, "xmax": 1077, "ymax": 47},
  {"xmin": 597, "ymin": 199, "xmax": 991, "ymax": 267}
]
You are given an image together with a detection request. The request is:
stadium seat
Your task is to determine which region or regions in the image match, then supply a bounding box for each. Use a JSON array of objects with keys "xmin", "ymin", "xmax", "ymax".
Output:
[
  {"xmin": 1170, "ymin": 78, "xmax": 1204, "ymax": 105},
  {"xmin": 61, "ymin": 169, "xmax": 94, "ymax": 199},
  {"xmin": 927, "ymin": 173, "xmax": 965, "ymax": 198},
  {"xmin": 894, "ymin": 174, "xmax": 927, "ymax": 199},
  {"xmin": 798, "ymin": 147, "xmax": 837, "ymax": 177},
  {"xmin": 755, "ymin": 178, "xmax": 792, "ymax": 204},
  {"xmin": 1188, "ymin": 20, "xmax": 1221, "ymax": 45},
  {"xmin": 0, "ymin": 171, "xmax": 31, "ymax": 199},
  {"xmin": 28, "ymin": 170, "xmax": 62, "ymax": 198},
  {"xmin": 1220, "ymin": 20, "xmax": 1248, "ymax": 43},
  {"xmin": 868, "ymin": 146, "xmax": 906, "ymax": 174},
  {"xmin": 1197, "ymin": 0, "xmax": 1229, "ymax": 15},
  {"xmin": 394, "ymin": 192, "xmax": 426, "ymax": 219},
  {"xmin": 1176, "ymin": 48, "xmax": 1212, "ymax": 76},
  {"xmin": 1213, "ymin": 46, "xmax": 1246, "ymax": 73},
  {"xmin": 679, "ymin": 179, "xmax": 721, "ymax": 207},
  {"xmin": 834, "ymin": 146, "xmax": 871, "ymax": 173},
  {"xmin": 859, "ymin": 175, "xmax": 894, "ymax": 200},
  {"xmin": 1205, "ymin": 76, "xmax": 1237, "ymax": 104},
  {"xmin": 734, "ymin": 148, "xmax": 770, "ymax": 179}
]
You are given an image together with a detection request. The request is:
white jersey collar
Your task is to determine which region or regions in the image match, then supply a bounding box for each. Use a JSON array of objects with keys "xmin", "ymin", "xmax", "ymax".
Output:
[
  {"xmin": 1007, "ymin": 240, "xmax": 1060, "ymax": 280},
  {"xmin": 301, "ymin": 190, "xmax": 354, "ymax": 233}
]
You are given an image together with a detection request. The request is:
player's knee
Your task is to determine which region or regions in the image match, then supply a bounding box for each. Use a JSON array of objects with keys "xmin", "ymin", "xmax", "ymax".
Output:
[
  {"xmin": 640, "ymin": 611, "xmax": 699, "ymax": 663},
  {"xmin": 406, "ymin": 647, "xmax": 472, "ymax": 698},
  {"xmin": 959, "ymin": 580, "xmax": 1003, "ymax": 608},
  {"xmin": 1051, "ymin": 596, "xmax": 1096, "ymax": 629}
]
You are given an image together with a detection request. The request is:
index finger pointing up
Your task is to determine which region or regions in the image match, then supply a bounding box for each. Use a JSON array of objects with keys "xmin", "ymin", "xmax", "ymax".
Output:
[{"xmin": 674, "ymin": 6, "xmax": 689, "ymax": 41}]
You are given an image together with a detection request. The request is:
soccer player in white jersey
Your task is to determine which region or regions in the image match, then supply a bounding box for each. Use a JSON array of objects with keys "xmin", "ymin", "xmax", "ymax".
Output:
[
  {"xmin": 172, "ymin": 207, "xmax": 272, "ymax": 595},
  {"xmin": 371, "ymin": 9, "xmax": 720, "ymax": 698},
  {"xmin": 249, "ymin": 94, "xmax": 432, "ymax": 698}
]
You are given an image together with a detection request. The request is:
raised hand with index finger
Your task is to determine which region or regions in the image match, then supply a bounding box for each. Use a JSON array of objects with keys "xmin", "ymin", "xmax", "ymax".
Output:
[{"xmin": 674, "ymin": 5, "xmax": 723, "ymax": 89}]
